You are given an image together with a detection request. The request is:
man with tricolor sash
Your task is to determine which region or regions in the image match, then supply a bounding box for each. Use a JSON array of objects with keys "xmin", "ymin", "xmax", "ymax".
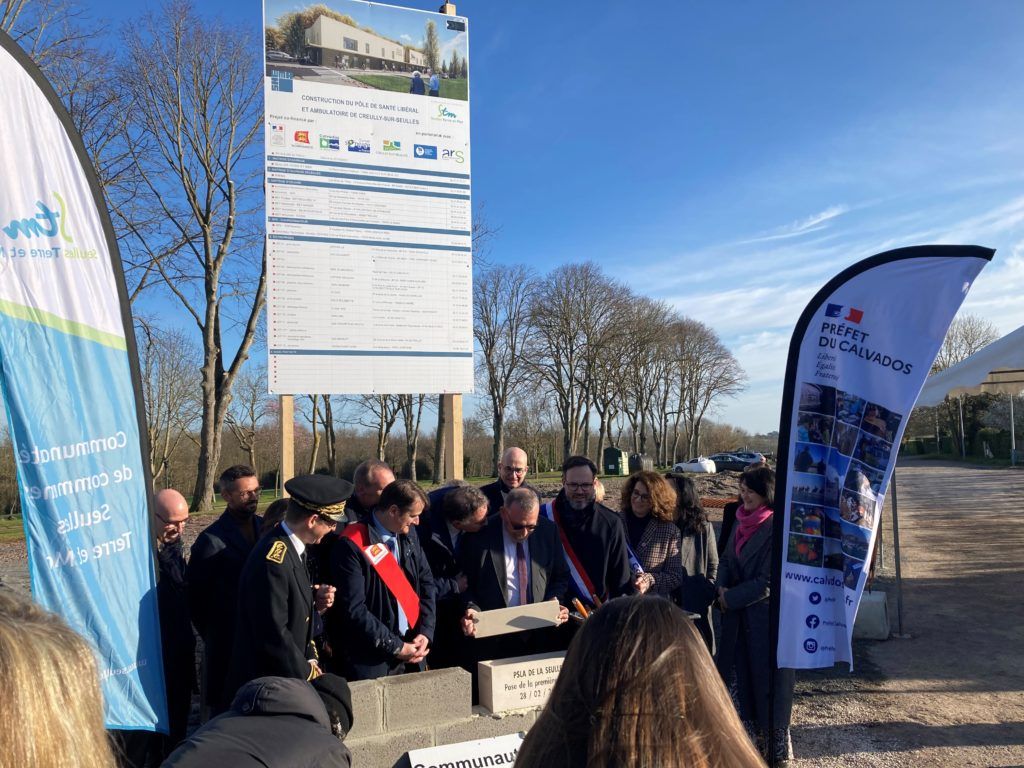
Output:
[
  {"xmin": 541, "ymin": 456, "xmax": 634, "ymax": 612},
  {"xmin": 329, "ymin": 480, "xmax": 437, "ymax": 680}
]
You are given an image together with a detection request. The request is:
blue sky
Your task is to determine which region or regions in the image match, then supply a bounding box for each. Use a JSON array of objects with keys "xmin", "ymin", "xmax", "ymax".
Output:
[{"xmin": 87, "ymin": 0, "xmax": 1024, "ymax": 434}]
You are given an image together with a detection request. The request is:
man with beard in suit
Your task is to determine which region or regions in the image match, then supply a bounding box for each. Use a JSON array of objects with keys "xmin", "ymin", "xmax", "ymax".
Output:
[{"xmin": 187, "ymin": 465, "xmax": 263, "ymax": 716}]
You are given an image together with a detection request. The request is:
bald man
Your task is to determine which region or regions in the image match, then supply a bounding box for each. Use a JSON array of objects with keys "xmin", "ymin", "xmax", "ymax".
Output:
[
  {"xmin": 480, "ymin": 447, "xmax": 539, "ymax": 517},
  {"xmin": 153, "ymin": 489, "xmax": 196, "ymax": 758}
]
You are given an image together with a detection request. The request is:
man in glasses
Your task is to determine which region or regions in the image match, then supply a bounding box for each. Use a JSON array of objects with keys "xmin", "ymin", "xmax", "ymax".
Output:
[
  {"xmin": 540, "ymin": 456, "xmax": 633, "ymax": 613},
  {"xmin": 228, "ymin": 474, "xmax": 352, "ymax": 696},
  {"xmin": 459, "ymin": 488, "xmax": 569, "ymax": 664},
  {"xmin": 187, "ymin": 465, "xmax": 264, "ymax": 716},
  {"xmin": 480, "ymin": 447, "xmax": 538, "ymax": 518}
]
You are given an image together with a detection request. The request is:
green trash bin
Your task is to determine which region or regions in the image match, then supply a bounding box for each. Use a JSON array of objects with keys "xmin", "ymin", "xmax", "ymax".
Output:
[{"xmin": 603, "ymin": 447, "xmax": 628, "ymax": 476}]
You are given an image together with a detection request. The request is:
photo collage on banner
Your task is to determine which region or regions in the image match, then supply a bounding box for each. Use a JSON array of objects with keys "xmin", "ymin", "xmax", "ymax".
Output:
[
  {"xmin": 790, "ymin": 382, "xmax": 902, "ymax": 593},
  {"xmin": 263, "ymin": 0, "xmax": 473, "ymax": 395}
]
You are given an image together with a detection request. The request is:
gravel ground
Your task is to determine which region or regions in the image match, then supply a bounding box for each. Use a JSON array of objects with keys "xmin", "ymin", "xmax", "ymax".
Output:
[{"xmin": 3, "ymin": 463, "xmax": 1020, "ymax": 765}]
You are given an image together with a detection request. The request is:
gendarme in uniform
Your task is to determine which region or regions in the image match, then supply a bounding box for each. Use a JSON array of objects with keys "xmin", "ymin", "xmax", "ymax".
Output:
[{"xmin": 226, "ymin": 475, "xmax": 353, "ymax": 698}]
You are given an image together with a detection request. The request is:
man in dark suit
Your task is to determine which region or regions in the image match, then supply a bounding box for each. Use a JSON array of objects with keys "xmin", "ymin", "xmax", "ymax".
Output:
[
  {"xmin": 328, "ymin": 480, "xmax": 436, "ymax": 680},
  {"xmin": 417, "ymin": 483, "xmax": 488, "ymax": 668},
  {"xmin": 480, "ymin": 447, "xmax": 539, "ymax": 517},
  {"xmin": 153, "ymin": 489, "xmax": 195, "ymax": 759},
  {"xmin": 543, "ymin": 456, "xmax": 633, "ymax": 609},
  {"xmin": 187, "ymin": 465, "xmax": 263, "ymax": 716},
  {"xmin": 227, "ymin": 475, "xmax": 352, "ymax": 697},
  {"xmin": 459, "ymin": 487, "xmax": 570, "ymax": 661},
  {"xmin": 345, "ymin": 459, "xmax": 396, "ymax": 524}
]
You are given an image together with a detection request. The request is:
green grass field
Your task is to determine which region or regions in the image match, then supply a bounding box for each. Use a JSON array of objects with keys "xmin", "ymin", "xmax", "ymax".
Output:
[
  {"xmin": 348, "ymin": 74, "xmax": 468, "ymax": 101},
  {"xmin": 0, "ymin": 517, "xmax": 24, "ymax": 542}
]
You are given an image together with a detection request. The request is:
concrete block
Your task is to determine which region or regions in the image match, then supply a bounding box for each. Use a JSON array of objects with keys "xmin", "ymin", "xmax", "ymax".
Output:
[
  {"xmin": 478, "ymin": 652, "xmax": 564, "ymax": 714},
  {"xmin": 348, "ymin": 679, "xmax": 385, "ymax": 739},
  {"xmin": 433, "ymin": 707, "xmax": 538, "ymax": 745},
  {"xmin": 383, "ymin": 667, "xmax": 472, "ymax": 731},
  {"xmin": 346, "ymin": 728, "xmax": 434, "ymax": 768},
  {"xmin": 853, "ymin": 589, "xmax": 890, "ymax": 640}
]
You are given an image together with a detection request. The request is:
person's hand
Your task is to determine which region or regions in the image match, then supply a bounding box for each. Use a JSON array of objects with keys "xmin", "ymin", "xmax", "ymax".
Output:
[
  {"xmin": 396, "ymin": 642, "xmax": 420, "ymax": 661},
  {"xmin": 633, "ymin": 574, "xmax": 651, "ymax": 595},
  {"xmin": 308, "ymin": 659, "xmax": 323, "ymax": 679},
  {"xmin": 717, "ymin": 586, "xmax": 729, "ymax": 611},
  {"xmin": 314, "ymin": 584, "xmax": 336, "ymax": 614},
  {"xmin": 461, "ymin": 609, "xmax": 478, "ymax": 637},
  {"xmin": 398, "ymin": 634, "xmax": 430, "ymax": 663},
  {"xmin": 555, "ymin": 603, "xmax": 569, "ymax": 625},
  {"xmin": 456, "ymin": 573, "xmax": 468, "ymax": 593}
]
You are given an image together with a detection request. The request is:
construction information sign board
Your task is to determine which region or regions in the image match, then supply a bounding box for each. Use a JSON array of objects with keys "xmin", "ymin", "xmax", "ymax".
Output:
[{"xmin": 263, "ymin": 0, "xmax": 473, "ymax": 394}]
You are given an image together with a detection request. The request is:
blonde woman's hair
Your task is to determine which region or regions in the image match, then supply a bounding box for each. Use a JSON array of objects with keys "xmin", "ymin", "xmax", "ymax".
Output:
[
  {"xmin": 0, "ymin": 591, "xmax": 116, "ymax": 768},
  {"xmin": 518, "ymin": 596, "xmax": 766, "ymax": 768}
]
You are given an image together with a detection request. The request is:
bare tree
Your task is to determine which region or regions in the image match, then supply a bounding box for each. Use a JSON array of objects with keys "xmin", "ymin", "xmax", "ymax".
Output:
[
  {"xmin": 137, "ymin": 321, "xmax": 200, "ymax": 486},
  {"xmin": 474, "ymin": 263, "xmax": 536, "ymax": 475},
  {"xmin": 351, "ymin": 395, "xmax": 402, "ymax": 460},
  {"xmin": 932, "ymin": 314, "xmax": 999, "ymax": 373},
  {"xmin": 529, "ymin": 263, "xmax": 622, "ymax": 461},
  {"xmin": 226, "ymin": 365, "xmax": 272, "ymax": 476},
  {"xmin": 1, "ymin": 0, "xmax": 94, "ymax": 67},
  {"xmin": 432, "ymin": 395, "xmax": 446, "ymax": 483},
  {"xmin": 672, "ymin": 319, "xmax": 747, "ymax": 457},
  {"xmin": 118, "ymin": 1, "xmax": 265, "ymax": 511},
  {"xmin": 929, "ymin": 314, "xmax": 1000, "ymax": 455},
  {"xmin": 305, "ymin": 395, "xmax": 323, "ymax": 474},
  {"xmin": 398, "ymin": 394, "xmax": 427, "ymax": 481}
]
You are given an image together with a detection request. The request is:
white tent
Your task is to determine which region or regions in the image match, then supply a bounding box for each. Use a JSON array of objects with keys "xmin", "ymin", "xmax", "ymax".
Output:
[{"xmin": 917, "ymin": 323, "xmax": 1024, "ymax": 463}]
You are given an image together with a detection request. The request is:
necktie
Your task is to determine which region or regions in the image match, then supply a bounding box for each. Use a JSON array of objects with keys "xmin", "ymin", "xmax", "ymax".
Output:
[
  {"xmin": 386, "ymin": 538, "xmax": 410, "ymax": 635},
  {"xmin": 516, "ymin": 541, "xmax": 530, "ymax": 606},
  {"xmin": 453, "ymin": 531, "xmax": 461, "ymax": 555}
]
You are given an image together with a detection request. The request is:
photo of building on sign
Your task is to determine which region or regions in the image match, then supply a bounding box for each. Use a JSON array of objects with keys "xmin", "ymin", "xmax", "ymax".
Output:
[{"xmin": 264, "ymin": 0, "xmax": 469, "ymax": 100}]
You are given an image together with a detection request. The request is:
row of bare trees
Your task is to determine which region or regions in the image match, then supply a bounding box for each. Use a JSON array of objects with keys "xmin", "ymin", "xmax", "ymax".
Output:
[{"xmin": 475, "ymin": 261, "xmax": 747, "ymax": 468}]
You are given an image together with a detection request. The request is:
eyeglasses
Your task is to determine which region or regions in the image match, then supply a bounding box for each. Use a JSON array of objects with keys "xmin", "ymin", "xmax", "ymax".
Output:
[
  {"xmin": 565, "ymin": 482, "xmax": 594, "ymax": 492},
  {"xmin": 510, "ymin": 523, "xmax": 537, "ymax": 532},
  {"xmin": 502, "ymin": 466, "xmax": 527, "ymax": 475},
  {"xmin": 631, "ymin": 491, "xmax": 651, "ymax": 502},
  {"xmin": 235, "ymin": 488, "xmax": 262, "ymax": 498},
  {"xmin": 155, "ymin": 513, "xmax": 187, "ymax": 527}
]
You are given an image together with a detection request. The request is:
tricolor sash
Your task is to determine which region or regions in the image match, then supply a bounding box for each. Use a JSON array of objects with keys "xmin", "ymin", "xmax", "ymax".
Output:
[
  {"xmin": 341, "ymin": 523, "xmax": 421, "ymax": 628},
  {"xmin": 541, "ymin": 501, "xmax": 601, "ymax": 607}
]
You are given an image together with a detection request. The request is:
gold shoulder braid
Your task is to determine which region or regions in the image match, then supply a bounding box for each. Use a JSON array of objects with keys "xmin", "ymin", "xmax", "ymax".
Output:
[
  {"xmin": 291, "ymin": 497, "xmax": 348, "ymax": 516},
  {"xmin": 266, "ymin": 540, "xmax": 287, "ymax": 564}
]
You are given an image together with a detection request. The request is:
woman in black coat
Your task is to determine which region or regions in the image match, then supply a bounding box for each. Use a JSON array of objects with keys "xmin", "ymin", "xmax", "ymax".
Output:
[
  {"xmin": 715, "ymin": 465, "xmax": 795, "ymax": 766},
  {"xmin": 671, "ymin": 476, "xmax": 718, "ymax": 653}
]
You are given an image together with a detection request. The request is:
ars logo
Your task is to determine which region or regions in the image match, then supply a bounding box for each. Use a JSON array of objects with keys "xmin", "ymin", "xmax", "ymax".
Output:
[{"xmin": 825, "ymin": 303, "xmax": 864, "ymax": 324}]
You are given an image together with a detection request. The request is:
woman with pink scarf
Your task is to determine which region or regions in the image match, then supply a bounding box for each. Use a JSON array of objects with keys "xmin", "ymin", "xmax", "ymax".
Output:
[{"xmin": 715, "ymin": 465, "xmax": 795, "ymax": 766}]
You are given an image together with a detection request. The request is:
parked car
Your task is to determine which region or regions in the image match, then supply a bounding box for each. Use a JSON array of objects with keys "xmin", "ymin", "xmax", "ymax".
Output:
[
  {"xmin": 672, "ymin": 457, "xmax": 716, "ymax": 474},
  {"xmin": 267, "ymin": 49, "xmax": 295, "ymax": 62},
  {"xmin": 732, "ymin": 450, "xmax": 766, "ymax": 465},
  {"xmin": 707, "ymin": 453, "xmax": 749, "ymax": 472}
]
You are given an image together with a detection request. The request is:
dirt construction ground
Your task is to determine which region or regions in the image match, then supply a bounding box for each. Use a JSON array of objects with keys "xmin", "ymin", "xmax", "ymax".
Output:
[
  {"xmin": 789, "ymin": 459, "xmax": 1024, "ymax": 767},
  {"xmin": 0, "ymin": 459, "xmax": 1021, "ymax": 765}
]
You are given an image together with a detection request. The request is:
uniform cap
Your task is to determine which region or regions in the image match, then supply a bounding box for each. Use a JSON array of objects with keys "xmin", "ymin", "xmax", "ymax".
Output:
[{"xmin": 285, "ymin": 475, "xmax": 354, "ymax": 522}]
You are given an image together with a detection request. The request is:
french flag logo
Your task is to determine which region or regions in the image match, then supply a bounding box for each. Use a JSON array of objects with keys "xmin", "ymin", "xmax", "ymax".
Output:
[{"xmin": 825, "ymin": 303, "xmax": 864, "ymax": 324}]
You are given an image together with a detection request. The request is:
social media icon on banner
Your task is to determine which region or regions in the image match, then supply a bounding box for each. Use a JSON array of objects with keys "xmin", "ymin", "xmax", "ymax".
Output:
[
  {"xmin": 804, "ymin": 639, "xmax": 818, "ymax": 653},
  {"xmin": 809, "ymin": 592, "xmax": 822, "ymax": 605},
  {"xmin": 806, "ymin": 614, "xmax": 820, "ymax": 629}
]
